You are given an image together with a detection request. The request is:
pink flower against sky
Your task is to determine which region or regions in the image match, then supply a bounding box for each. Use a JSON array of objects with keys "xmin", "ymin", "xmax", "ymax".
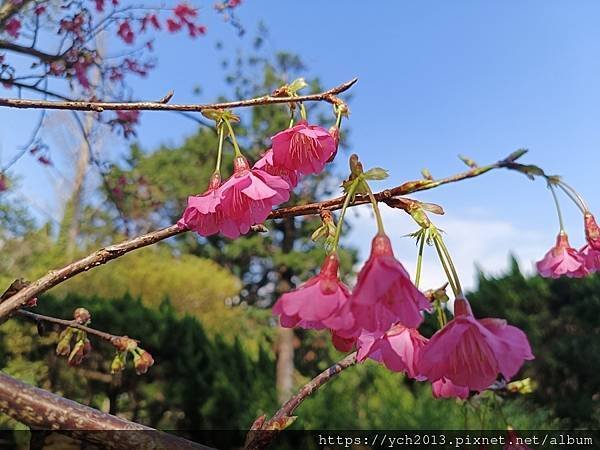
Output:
[
  {"xmin": 219, "ymin": 156, "xmax": 290, "ymax": 238},
  {"xmin": 178, "ymin": 172, "xmax": 224, "ymax": 236},
  {"xmin": 536, "ymin": 232, "xmax": 587, "ymax": 278},
  {"xmin": 419, "ymin": 297, "xmax": 534, "ymax": 392},
  {"xmin": 349, "ymin": 233, "xmax": 431, "ymax": 333},
  {"xmin": 253, "ymin": 149, "xmax": 299, "ymax": 189},
  {"xmin": 272, "ymin": 253, "xmax": 354, "ymax": 331},
  {"xmin": 271, "ymin": 121, "xmax": 337, "ymax": 175}
]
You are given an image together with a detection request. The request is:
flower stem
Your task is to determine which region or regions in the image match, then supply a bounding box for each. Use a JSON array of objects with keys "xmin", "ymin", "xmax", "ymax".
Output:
[
  {"xmin": 432, "ymin": 232, "xmax": 460, "ymax": 297},
  {"xmin": 437, "ymin": 233, "xmax": 463, "ymax": 297},
  {"xmin": 214, "ymin": 123, "xmax": 226, "ymax": 173},
  {"xmin": 332, "ymin": 180, "xmax": 359, "ymax": 251},
  {"xmin": 415, "ymin": 230, "xmax": 426, "ymax": 289},
  {"xmin": 557, "ymin": 180, "xmax": 589, "ymax": 213},
  {"xmin": 335, "ymin": 107, "xmax": 343, "ymax": 129},
  {"xmin": 299, "ymin": 102, "xmax": 307, "ymax": 121},
  {"xmin": 364, "ymin": 183, "xmax": 386, "ymax": 234},
  {"xmin": 548, "ymin": 183, "xmax": 565, "ymax": 232},
  {"xmin": 223, "ymin": 118, "xmax": 242, "ymax": 157}
]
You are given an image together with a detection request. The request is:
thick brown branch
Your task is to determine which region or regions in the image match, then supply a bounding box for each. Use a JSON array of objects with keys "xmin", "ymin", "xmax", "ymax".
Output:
[
  {"xmin": 17, "ymin": 309, "xmax": 135, "ymax": 345},
  {"xmin": 0, "ymin": 40, "xmax": 62, "ymax": 62},
  {"xmin": 0, "ymin": 78, "xmax": 357, "ymax": 112},
  {"xmin": 0, "ymin": 150, "xmax": 527, "ymax": 319},
  {"xmin": 245, "ymin": 353, "xmax": 357, "ymax": 450},
  {"xmin": 0, "ymin": 371, "xmax": 212, "ymax": 449}
]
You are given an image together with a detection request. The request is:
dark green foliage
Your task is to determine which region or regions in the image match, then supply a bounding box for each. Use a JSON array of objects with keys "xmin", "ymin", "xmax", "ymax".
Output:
[
  {"xmin": 469, "ymin": 257, "xmax": 600, "ymax": 427},
  {"xmin": 1, "ymin": 293, "xmax": 278, "ymax": 432}
]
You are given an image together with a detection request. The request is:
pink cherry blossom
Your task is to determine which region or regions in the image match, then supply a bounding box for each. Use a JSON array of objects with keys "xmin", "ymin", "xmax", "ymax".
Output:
[
  {"xmin": 580, "ymin": 244, "xmax": 600, "ymax": 272},
  {"xmin": 272, "ymin": 253, "xmax": 354, "ymax": 331},
  {"xmin": 536, "ymin": 232, "xmax": 587, "ymax": 278},
  {"xmin": 218, "ymin": 156, "xmax": 290, "ymax": 238},
  {"xmin": 356, "ymin": 324, "xmax": 428, "ymax": 380},
  {"xmin": 5, "ymin": 18, "xmax": 21, "ymax": 38},
  {"xmin": 178, "ymin": 172, "xmax": 224, "ymax": 236},
  {"xmin": 271, "ymin": 121, "xmax": 337, "ymax": 175},
  {"xmin": 419, "ymin": 297, "xmax": 534, "ymax": 392},
  {"xmin": 584, "ymin": 212, "xmax": 600, "ymax": 250},
  {"xmin": 431, "ymin": 377, "xmax": 469, "ymax": 400},
  {"xmin": 348, "ymin": 233, "xmax": 431, "ymax": 333},
  {"xmin": 253, "ymin": 149, "xmax": 299, "ymax": 189}
]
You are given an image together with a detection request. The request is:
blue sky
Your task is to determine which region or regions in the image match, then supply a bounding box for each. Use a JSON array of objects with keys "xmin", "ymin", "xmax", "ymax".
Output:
[{"xmin": 2, "ymin": 1, "xmax": 600, "ymax": 289}]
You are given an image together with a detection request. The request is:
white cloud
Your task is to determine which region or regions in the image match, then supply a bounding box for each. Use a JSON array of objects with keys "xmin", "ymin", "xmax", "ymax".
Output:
[{"xmin": 343, "ymin": 205, "xmax": 552, "ymax": 292}]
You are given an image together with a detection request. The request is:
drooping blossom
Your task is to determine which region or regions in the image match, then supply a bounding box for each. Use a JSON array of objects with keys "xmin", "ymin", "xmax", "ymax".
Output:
[
  {"xmin": 356, "ymin": 324, "xmax": 428, "ymax": 380},
  {"xmin": 536, "ymin": 232, "xmax": 587, "ymax": 278},
  {"xmin": 253, "ymin": 149, "xmax": 299, "ymax": 189},
  {"xmin": 178, "ymin": 172, "xmax": 224, "ymax": 236},
  {"xmin": 431, "ymin": 377, "xmax": 469, "ymax": 400},
  {"xmin": 117, "ymin": 21, "xmax": 135, "ymax": 44},
  {"xmin": 271, "ymin": 121, "xmax": 337, "ymax": 175},
  {"xmin": 218, "ymin": 156, "xmax": 290, "ymax": 238},
  {"xmin": 5, "ymin": 18, "xmax": 21, "ymax": 38},
  {"xmin": 580, "ymin": 244, "xmax": 600, "ymax": 272},
  {"xmin": 272, "ymin": 253, "xmax": 354, "ymax": 331},
  {"xmin": 348, "ymin": 233, "xmax": 431, "ymax": 334},
  {"xmin": 419, "ymin": 297, "xmax": 534, "ymax": 392},
  {"xmin": 584, "ymin": 212, "xmax": 600, "ymax": 250}
]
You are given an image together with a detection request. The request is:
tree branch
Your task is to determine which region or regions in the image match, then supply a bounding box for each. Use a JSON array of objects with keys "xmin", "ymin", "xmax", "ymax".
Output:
[
  {"xmin": 0, "ymin": 150, "xmax": 528, "ymax": 319},
  {"xmin": 0, "ymin": 40, "xmax": 63, "ymax": 62},
  {"xmin": 0, "ymin": 78, "xmax": 357, "ymax": 112},
  {"xmin": 17, "ymin": 309, "xmax": 137, "ymax": 345},
  {"xmin": 0, "ymin": 371, "xmax": 212, "ymax": 449},
  {"xmin": 245, "ymin": 353, "xmax": 357, "ymax": 450}
]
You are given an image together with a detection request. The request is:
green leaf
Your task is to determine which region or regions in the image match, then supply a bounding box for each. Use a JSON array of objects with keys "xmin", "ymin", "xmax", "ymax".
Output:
[{"xmin": 363, "ymin": 167, "xmax": 389, "ymax": 181}]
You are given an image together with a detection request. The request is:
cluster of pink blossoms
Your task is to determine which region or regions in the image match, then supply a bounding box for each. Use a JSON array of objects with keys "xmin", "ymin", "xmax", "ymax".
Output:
[
  {"xmin": 537, "ymin": 212, "xmax": 600, "ymax": 278},
  {"xmin": 178, "ymin": 121, "xmax": 338, "ymax": 238},
  {"xmin": 272, "ymin": 233, "xmax": 534, "ymax": 400}
]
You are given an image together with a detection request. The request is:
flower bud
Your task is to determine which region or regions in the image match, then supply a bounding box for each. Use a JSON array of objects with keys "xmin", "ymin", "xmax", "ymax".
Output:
[
  {"xmin": 56, "ymin": 328, "xmax": 73, "ymax": 356},
  {"xmin": 67, "ymin": 339, "xmax": 90, "ymax": 366},
  {"xmin": 133, "ymin": 349, "xmax": 154, "ymax": 375},
  {"xmin": 110, "ymin": 352, "xmax": 127, "ymax": 374},
  {"xmin": 73, "ymin": 307, "xmax": 91, "ymax": 325},
  {"xmin": 111, "ymin": 336, "xmax": 138, "ymax": 352}
]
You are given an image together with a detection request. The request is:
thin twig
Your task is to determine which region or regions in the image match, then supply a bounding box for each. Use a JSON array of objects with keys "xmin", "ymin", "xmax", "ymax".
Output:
[
  {"xmin": 0, "ymin": 150, "xmax": 528, "ymax": 319},
  {"xmin": 0, "ymin": 78, "xmax": 357, "ymax": 112},
  {"xmin": 17, "ymin": 309, "xmax": 132, "ymax": 344},
  {"xmin": 245, "ymin": 353, "xmax": 357, "ymax": 450}
]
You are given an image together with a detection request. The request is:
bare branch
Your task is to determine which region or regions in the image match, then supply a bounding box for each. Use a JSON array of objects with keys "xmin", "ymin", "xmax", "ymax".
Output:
[
  {"xmin": 17, "ymin": 309, "xmax": 137, "ymax": 345},
  {"xmin": 0, "ymin": 372, "xmax": 212, "ymax": 449},
  {"xmin": 0, "ymin": 150, "xmax": 528, "ymax": 319},
  {"xmin": 0, "ymin": 78, "xmax": 358, "ymax": 113},
  {"xmin": 245, "ymin": 353, "xmax": 357, "ymax": 450},
  {"xmin": 0, "ymin": 40, "xmax": 63, "ymax": 62}
]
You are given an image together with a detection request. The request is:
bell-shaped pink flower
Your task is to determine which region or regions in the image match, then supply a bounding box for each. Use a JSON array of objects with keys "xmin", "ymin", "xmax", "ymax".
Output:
[
  {"xmin": 272, "ymin": 253, "xmax": 354, "ymax": 331},
  {"xmin": 357, "ymin": 324, "xmax": 428, "ymax": 380},
  {"xmin": 271, "ymin": 121, "xmax": 337, "ymax": 175},
  {"xmin": 580, "ymin": 244, "xmax": 600, "ymax": 272},
  {"xmin": 419, "ymin": 297, "xmax": 534, "ymax": 392},
  {"xmin": 349, "ymin": 234, "xmax": 431, "ymax": 333},
  {"xmin": 178, "ymin": 172, "xmax": 224, "ymax": 236},
  {"xmin": 584, "ymin": 212, "xmax": 600, "ymax": 250},
  {"xmin": 253, "ymin": 149, "xmax": 300, "ymax": 189},
  {"xmin": 431, "ymin": 377, "xmax": 469, "ymax": 400},
  {"xmin": 536, "ymin": 232, "xmax": 587, "ymax": 278},
  {"xmin": 219, "ymin": 156, "xmax": 291, "ymax": 239}
]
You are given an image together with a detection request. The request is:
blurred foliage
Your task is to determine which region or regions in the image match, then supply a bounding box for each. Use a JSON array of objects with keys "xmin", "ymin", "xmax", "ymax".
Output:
[{"xmin": 470, "ymin": 257, "xmax": 600, "ymax": 428}]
